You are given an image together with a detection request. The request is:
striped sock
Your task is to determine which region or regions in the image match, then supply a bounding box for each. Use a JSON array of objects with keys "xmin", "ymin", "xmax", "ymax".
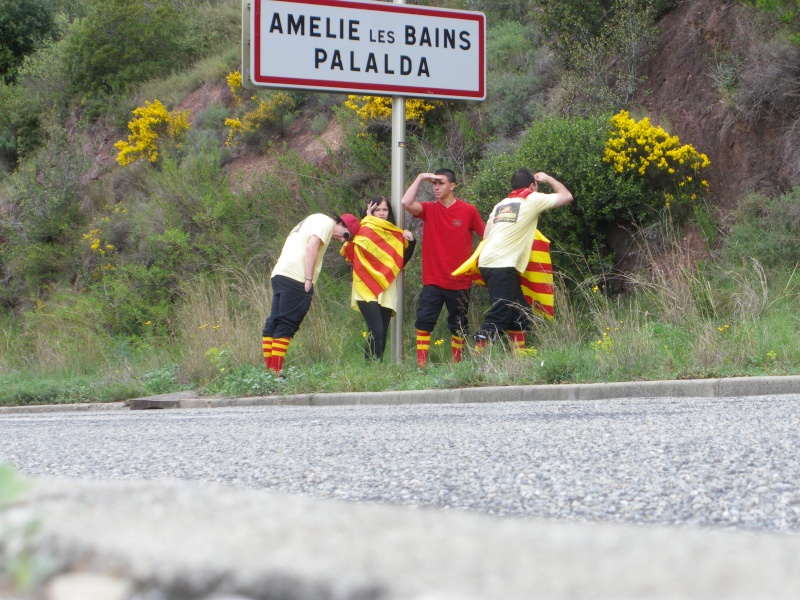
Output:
[
  {"xmin": 416, "ymin": 329, "xmax": 430, "ymax": 368},
  {"xmin": 262, "ymin": 336, "xmax": 273, "ymax": 370},
  {"xmin": 474, "ymin": 333, "xmax": 488, "ymax": 353},
  {"xmin": 508, "ymin": 330, "xmax": 526, "ymax": 353},
  {"xmin": 270, "ymin": 337, "xmax": 290, "ymax": 373},
  {"xmin": 451, "ymin": 334, "xmax": 464, "ymax": 363}
]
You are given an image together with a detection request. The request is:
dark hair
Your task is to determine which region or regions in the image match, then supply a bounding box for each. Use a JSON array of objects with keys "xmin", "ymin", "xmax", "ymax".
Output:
[
  {"xmin": 434, "ymin": 168, "xmax": 457, "ymax": 184},
  {"xmin": 333, "ymin": 215, "xmax": 351, "ymax": 241},
  {"xmin": 363, "ymin": 196, "xmax": 396, "ymax": 224},
  {"xmin": 511, "ymin": 169, "xmax": 535, "ymax": 190}
]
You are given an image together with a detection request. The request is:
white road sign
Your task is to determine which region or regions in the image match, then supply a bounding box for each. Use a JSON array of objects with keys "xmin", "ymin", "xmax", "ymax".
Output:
[{"xmin": 247, "ymin": 0, "xmax": 486, "ymax": 100}]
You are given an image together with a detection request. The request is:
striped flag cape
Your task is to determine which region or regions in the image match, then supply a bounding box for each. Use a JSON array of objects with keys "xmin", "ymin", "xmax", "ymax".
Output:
[
  {"xmin": 340, "ymin": 215, "xmax": 408, "ymax": 301},
  {"xmin": 451, "ymin": 229, "xmax": 555, "ymax": 318}
]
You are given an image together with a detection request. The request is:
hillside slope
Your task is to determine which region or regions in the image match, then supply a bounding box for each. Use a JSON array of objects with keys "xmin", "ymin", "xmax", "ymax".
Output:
[{"xmin": 638, "ymin": 0, "xmax": 799, "ymax": 210}]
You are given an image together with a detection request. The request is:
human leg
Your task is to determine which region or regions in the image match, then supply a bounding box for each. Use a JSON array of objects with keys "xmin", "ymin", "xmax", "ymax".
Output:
[
  {"xmin": 507, "ymin": 281, "xmax": 531, "ymax": 352},
  {"xmin": 414, "ymin": 285, "xmax": 445, "ymax": 367},
  {"xmin": 476, "ymin": 267, "xmax": 520, "ymax": 341},
  {"xmin": 358, "ymin": 301, "xmax": 390, "ymax": 361},
  {"xmin": 262, "ymin": 290, "xmax": 281, "ymax": 370},
  {"xmin": 443, "ymin": 288, "xmax": 471, "ymax": 362},
  {"xmin": 262, "ymin": 276, "xmax": 313, "ymax": 373}
]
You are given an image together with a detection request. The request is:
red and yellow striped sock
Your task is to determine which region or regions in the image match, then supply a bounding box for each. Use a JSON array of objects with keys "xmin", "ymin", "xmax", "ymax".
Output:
[
  {"xmin": 508, "ymin": 330, "xmax": 526, "ymax": 353},
  {"xmin": 262, "ymin": 336, "xmax": 273, "ymax": 370},
  {"xmin": 416, "ymin": 329, "xmax": 430, "ymax": 368},
  {"xmin": 451, "ymin": 334, "xmax": 464, "ymax": 363},
  {"xmin": 270, "ymin": 337, "xmax": 290, "ymax": 373}
]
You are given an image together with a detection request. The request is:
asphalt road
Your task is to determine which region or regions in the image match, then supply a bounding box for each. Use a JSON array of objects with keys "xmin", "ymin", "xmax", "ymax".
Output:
[{"xmin": 2, "ymin": 395, "xmax": 800, "ymax": 533}]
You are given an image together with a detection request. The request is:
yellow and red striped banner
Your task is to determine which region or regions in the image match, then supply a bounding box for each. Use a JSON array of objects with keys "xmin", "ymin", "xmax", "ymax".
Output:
[{"xmin": 341, "ymin": 216, "xmax": 407, "ymax": 301}]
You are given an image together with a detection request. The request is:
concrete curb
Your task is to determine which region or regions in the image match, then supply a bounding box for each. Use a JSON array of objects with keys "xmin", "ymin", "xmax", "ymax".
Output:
[
  {"xmin": 2, "ymin": 376, "xmax": 797, "ymax": 413},
  {"xmin": 0, "ymin": 401, "xmax": 127, "ymax": 415},
  {"xmin": 6, "ymin": 478, "xmax": 800, "ymax": 600},
  {"xmin": 131, "ymin": 375, "xmax": 800, "ymax": 410}
]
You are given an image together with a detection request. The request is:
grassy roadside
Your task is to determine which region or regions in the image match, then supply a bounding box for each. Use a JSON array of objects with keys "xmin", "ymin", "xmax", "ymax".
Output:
[{"xmin": 2, "ymin": 253, "xmax": 797, "ymax": 407}]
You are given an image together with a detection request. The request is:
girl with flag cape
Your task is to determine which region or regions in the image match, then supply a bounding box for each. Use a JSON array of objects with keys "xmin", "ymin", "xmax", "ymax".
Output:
[{"xmin": 341, "ymin": 197, "xmax": 416, "ymax": 361}]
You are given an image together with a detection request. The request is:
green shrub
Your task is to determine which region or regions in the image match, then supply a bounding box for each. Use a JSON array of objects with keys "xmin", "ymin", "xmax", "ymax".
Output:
[
  {"xmin": 0, "ymin": 0, "xmax": 56, "ymax": 84},
  {"xmin": 64, "ymin": 0, "xmax": 189, "ymax": 99},
  {"xmin": 1, "ymin": 125, "xmax": 89, "ymax": 301},
  {"xmin": 723, "ymin": 187, "xmax": 800, "ymax": 269},
  {"xmin": 487, "ymin": 72, "xmax": 544, "ymax": 136},
  {"xmin": 468, "ymin": 114, "xmax": 655, "ymax": 279},
  {"xmin": 557, "ymin": 0, "xmax": 658, "ymax": 114}
]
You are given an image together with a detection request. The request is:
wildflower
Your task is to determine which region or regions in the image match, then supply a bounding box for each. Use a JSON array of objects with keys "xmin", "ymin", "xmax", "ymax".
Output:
[
  {"xmin": 434, "ymin": 339, "xmax": 444, "ymax": 346},
  {"xmin": 144, "ymin": 320, "xmax": 152, "ymax": 326}
]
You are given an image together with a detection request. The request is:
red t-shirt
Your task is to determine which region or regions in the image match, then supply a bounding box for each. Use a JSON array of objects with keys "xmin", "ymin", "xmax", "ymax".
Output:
[{"xmin": 418, "ymin": 199, "xmax": 485, "ymax": 289}]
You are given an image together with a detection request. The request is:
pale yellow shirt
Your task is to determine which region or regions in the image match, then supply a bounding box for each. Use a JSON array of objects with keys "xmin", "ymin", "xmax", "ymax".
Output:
[
  {"xmin": 271, "ymin": 214, "xmax": 334, "ymax": 283},
  {"xmin": 478, "ymin": 193, "xmax": 557, "ymax": 272}
]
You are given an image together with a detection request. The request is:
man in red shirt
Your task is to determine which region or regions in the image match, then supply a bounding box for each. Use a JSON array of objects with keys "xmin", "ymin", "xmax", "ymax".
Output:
[{"xmin": 402, "ymin": 169, "xmax": 485, "ymax": 367}]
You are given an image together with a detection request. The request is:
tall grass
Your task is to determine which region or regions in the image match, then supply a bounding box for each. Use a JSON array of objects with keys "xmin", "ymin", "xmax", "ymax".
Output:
[{"xmin": 3, "ymin": 203, "xmax": 799, "ymax": 406}]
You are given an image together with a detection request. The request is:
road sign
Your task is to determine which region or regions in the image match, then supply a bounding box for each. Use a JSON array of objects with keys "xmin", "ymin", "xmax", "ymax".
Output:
[{"xmin": 245, "ymin": 0, "xmax": 485, "ymax": 100}]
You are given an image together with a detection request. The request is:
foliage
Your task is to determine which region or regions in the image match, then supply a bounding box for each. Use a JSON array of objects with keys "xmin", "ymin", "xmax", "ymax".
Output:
[
  {"xmin": 63, "ymin": 0, "xmax": 189, "ymax": 98},
  {"xmin": 1, "ymin": 125, "xmax": 89, "ymax": 305},
  {"xmin": 469, "ymin": 114, "xmax": 656, "ymax": 278},
  {"xmin": 460, "ymin": 0, "xmax": 535, "ymax": 23},
  {"xmin": 0, "ymin": 0, "xmax": 799, "ymax": 406},
  {"xmin": 114, "ymin": 99, "xmax": 190, "ymax": 166},
  {"xmin": 344, "ymin": 95, "xmax": 441, "ymax": 127},
  {"xmin": 558, "ymin": 0, "xmax": 659, "ymax": 115},
  {"xmin": 0, "ymin": 0, "xmax": 56, "ymax": 84},
  {"xmin": 604, "ymin": 110, "xmax": 710, "ymax": 210},
  {"xmin": 723, "ymin": 187, "xmax": 800, "ymax": 269},
  {"xmin": 224, "ymin": 71, "xmax": 298, "ymax": 148},
  {"xmin": 534, "ymin": 0, "xmax": 616, "ymax": 68},
  {"xmin": 483, "ymin": 20, "xmax": 549, "ymax": 136}
]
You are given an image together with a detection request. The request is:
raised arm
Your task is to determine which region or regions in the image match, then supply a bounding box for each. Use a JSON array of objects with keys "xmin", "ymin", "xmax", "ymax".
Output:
[
  {"xmin": 402, "ymin": 172, "xmax": 437, "ymax": 217},
  {"xmin": 534, "ymin": 172, "xmax": 574, "ymax": 207}
]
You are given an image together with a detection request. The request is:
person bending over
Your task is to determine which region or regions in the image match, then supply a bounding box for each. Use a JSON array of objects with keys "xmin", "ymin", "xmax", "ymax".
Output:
[{"xmin": 262, "ymin": 212, "xmax": 359, "ymax": 376}]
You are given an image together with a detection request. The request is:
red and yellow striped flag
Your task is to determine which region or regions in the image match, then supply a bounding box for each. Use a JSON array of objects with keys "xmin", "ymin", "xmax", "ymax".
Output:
[
  {"xmin": 341, "ymin": 216, "xmax": 407, "ymax": 301},
  {"xmin": 521, "ymin": 230, "xmax": 554, "ymax": 318},
  {"xmin": 451, "ymin": 229, "xmax": 554, "ymax": 319}
]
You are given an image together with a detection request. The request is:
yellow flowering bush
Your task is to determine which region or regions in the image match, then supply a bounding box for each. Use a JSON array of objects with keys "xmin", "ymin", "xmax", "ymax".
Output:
[
  {"xmin": 227, "ymin": 70, "xmax": 244, "ymax": 105},
  {"xmin": 81, "ymin": 227, "xmax": 117, "ymax": 280},
  {"xmin": 344, "ymin": 95, "xmax": 441, "ymax": 126},
  {"xmin": 114, "ymin": 99, "xmax": 190, "ymax": 166},
  {"xmin": 224, "ymin": 71, "xmax": 296, "ymax": 148},
  {"xmin": 604, "ymin": 110, "xmax": 710, "ymax": 207}
]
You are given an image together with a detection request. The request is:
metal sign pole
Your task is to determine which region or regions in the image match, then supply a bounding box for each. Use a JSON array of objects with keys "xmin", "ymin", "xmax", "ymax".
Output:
[
  {"xmin": 390, "ymin": 0, "xmax": 407, "ymax": 363},
  {"xmin": 390, "ymin": 96, "xmax": 406, "ymax": 363}
]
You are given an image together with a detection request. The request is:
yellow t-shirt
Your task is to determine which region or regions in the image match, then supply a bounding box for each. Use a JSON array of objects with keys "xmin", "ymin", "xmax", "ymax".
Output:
[
  {"xmin": 271, "ymin": 214, "xmax": 334, "ymax": 283},
  {"xmin": 478, "ymin": 193, "xmax": 557, "ymax": 272}
]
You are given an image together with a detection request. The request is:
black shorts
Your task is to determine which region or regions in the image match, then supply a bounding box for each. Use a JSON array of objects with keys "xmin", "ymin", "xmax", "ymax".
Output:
[
  {"xmin": 477, "ymin": 266, "xmax": 531, "ymax": 337},
  {"xmin": 262, "ymin": 275, "xmax": 314, "ymax": 339},
  {"xmin": 415, "ymin": 285, "xmax": 471, "ymax": 334}
]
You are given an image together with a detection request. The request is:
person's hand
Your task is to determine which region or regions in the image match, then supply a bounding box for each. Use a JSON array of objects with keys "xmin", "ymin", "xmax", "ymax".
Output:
[
  {"xmin": 366, "ymin": 201, "xmax": 375, "ymax": 216},
  {"xmin": 420, "ymin": 172, "xmax": 441, "ymax": 184},
  {"xmin": 534, "ymin": 172, "xmax": 551, "ymax": 183},
  {"xmin": 304, "ymin": 280, "xmax": 313, "ymax": 292},
  {"xmin": 402, "ymin": 230, "xmax": 414, "ymax": 241}
]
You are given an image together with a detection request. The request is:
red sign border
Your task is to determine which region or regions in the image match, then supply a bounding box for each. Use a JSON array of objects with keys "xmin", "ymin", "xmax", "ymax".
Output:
[{"xmin": 252, "ymin": 0, "xmax": 486, "ymax": 100}]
